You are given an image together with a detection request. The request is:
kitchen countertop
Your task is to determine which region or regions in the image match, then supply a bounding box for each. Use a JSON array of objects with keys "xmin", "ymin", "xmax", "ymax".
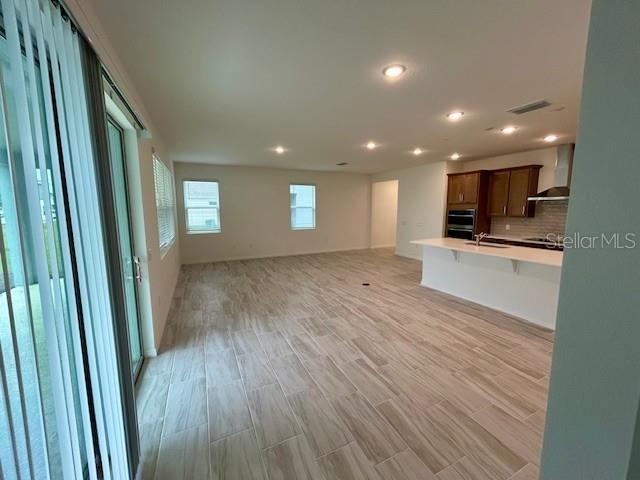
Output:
[
  {"xmin": 411, "ymin": 237, "xmax": 563, "ymax": 268},
  {"xmin": 485, "ymin": 234, "xmax": 557, "ymax": 244},
  {"xmin": 468, "ymin": 234, "xmax": 564, "ymax": 251}
]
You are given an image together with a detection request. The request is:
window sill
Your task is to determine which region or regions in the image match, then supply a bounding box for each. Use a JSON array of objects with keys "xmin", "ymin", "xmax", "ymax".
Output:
[
  {"xmin": 159, "ymin": 238, "xmax": 176, "ymax": 259},
  {"xmin": 291, "ymin": 227, "xmax": 316, "ymax": 231},
  {"xmin": 186, "ymin": 230, "xmax": 222, "ymax": 235}
]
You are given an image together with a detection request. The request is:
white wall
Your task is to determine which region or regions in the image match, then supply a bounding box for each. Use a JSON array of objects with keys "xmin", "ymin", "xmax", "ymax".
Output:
[
  {"xmin": 370, "ymin": 180, "xmax": 398, "ymax": 248},
  {"xmin": 541, "ymin": 1, "xmax": 640, "ymax": 477},
  {"xmin": 372, "ymin": 162, "xmax": 448, "ymax": 259},
  {"xmin": 450, "ymin": 146, "xmax": 560, "ymax": 192},
  {"xmin": 174, "ymin": 163, "xmax": 371, "ymax": 264},
  {"xmin": 137, "ymin": 141, "xmax": 180, "ymax": 354},
  {"xmin": 65, "ymin": 0, "xmax": 180, "ymax": 353}
]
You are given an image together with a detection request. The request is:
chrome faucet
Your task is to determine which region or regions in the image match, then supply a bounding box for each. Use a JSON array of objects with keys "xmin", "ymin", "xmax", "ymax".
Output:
[{"xmin": 475, "ymin": 232, "xmax": 489, "ymax": 246}]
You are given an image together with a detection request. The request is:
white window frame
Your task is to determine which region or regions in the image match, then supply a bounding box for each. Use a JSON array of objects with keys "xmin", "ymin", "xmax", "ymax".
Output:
[
  {"xmin": 183, "ymin": 179, "xmax": 222, "ymax": 234},
  {"xmin": 289, "ymin": 183, "xmax": 316, "ymax": 230},
  {"xmin": 152, "ymin": 154, "xmax": 176, "ymax": 257}
]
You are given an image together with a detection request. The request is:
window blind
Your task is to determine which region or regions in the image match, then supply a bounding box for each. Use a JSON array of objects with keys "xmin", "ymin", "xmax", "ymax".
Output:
[
  {"xmin": 184, "ymin": 180, "xmax": 221, "ymax": 233},
  {"xmin": 153, "ymin": 155, "xmax": 176, "ymax": 253},
  {"xmin": 290, "ymin": 184, "xmax": 316, "ymax": 230}
]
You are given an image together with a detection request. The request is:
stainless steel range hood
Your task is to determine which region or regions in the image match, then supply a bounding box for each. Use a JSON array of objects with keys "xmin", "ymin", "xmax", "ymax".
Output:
[{"xmin": 528, "ymin": 143, "xmax": 574, "ymax": 201}]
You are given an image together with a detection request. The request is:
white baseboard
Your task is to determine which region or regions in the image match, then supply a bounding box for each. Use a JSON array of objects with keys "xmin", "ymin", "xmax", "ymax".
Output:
[
  {"xmin": 395, "ymin": 252, "xmax": 422, "ymax": 261},
  {"xmin": 371, "ymin": 244, "xmax": 396, "ymax": 249},
  {"xmin": 144, "ymin": 347, "xmax": 158, "ymax": 357},
  {"xmin": 181, "ymin": 245, "xmax": 372, "ymax": 265},
  {"xmin": 420, "ymin": 281, "xmax": 555, "ymax": 331}
]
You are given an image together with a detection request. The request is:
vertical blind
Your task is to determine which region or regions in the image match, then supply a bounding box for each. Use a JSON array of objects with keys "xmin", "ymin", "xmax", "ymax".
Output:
[
  {"xmin": 153, "ymin": 154, "xmax": 176, "ymax": 253},
  {"xmin": 0, "ymin": 0, "xmax": 130, "ymax": 479}
]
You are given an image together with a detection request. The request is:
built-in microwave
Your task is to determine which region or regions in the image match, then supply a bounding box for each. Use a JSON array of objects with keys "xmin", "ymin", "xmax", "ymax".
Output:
[{"xmin": 446, "ymin": 209, "xmax": 476, "ymax": 240}]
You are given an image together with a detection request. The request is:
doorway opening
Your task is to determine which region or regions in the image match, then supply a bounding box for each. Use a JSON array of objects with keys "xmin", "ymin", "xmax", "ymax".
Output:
[{"xmin": 371, "ymin": 179, "xmax": 399, "ymax": 249}]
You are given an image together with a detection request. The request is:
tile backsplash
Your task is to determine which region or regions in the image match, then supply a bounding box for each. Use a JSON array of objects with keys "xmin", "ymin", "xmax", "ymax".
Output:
[{"xmin": 491, "ymin": 200, "xmax": 568, "ymax": 238}]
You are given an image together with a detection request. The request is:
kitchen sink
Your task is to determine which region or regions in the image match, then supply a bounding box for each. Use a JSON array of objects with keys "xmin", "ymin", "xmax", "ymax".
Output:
[{"xmin": 463, "ymin": 241, "xmax": 510, "ymax": 249}]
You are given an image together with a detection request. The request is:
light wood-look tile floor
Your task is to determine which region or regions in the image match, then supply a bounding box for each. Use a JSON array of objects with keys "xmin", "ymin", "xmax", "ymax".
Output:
[{"xmin": 136, "ymin": 248, "xmax": 553, "ymax": 480}]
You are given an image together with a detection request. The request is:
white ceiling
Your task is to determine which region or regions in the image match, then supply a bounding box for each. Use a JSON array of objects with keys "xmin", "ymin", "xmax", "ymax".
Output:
[{"xmin": 89, "ymin": 0, "xmax": 591, "ymax": 173}]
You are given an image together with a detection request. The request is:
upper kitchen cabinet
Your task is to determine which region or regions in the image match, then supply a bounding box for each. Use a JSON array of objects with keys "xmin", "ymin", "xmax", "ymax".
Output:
[
  {"xmin": 446, "ymin": 171, "xmax": 491, "ymax": 237},
  {"xmin": 488, "ymin": 170, "xmax": 510, "ymax": 216},
  {"xmin": 462, "ymin": 173, "xmax": 479, "ymax": 204},
  {"xmin": 447, "ymin": 174, "xmax": 464, "ymax": 204},
  {"xmin": 487, "ymin": 165, "xmax": 542, "ymax": 217},
  {"xmin": 447, "ymin": 172, "xmax": 482, "ymax": 205},
  {"xmin": 507, "ymin": 166, "xmax": 540, "ymax": 217}
]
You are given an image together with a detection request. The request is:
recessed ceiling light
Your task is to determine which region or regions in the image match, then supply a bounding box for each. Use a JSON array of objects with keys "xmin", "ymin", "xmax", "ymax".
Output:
[
  {"xmin": 450, "ymin": 152, "xmax": 461, "ymax": 160},
  {"xmin": 501, "ymin": 126, "xmax": 517, "ymax": 135},
  {"xmin": 543, "ymin": 134, "xmax": 559, "ymax": 143},
  {"xmin": 275, "ymin": 145, "xmax": 286, "ymax": 154},
  {"xmin": 366, "ymin": 141, "xmax": 377, "ymax": 150},
  {"xmin": 412, "ymin": 148, "xmax": 424, "ymax": 156},
  {"xmin": 382, "ymin": 64, "xmax": 406, "ymax": 78},
  {"xmin": 447, "ymin": 111, "xmax": 464, "ymax": 121}
]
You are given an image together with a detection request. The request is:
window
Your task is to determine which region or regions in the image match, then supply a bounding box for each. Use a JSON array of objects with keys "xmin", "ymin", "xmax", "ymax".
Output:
[
  {"xmin": 184, "ymin": 180, "xmax": 221, "ymax": 233},
  {"xmin": 290, "ymin": 184, "xmax": 316, "ymax": 230},
  {"xmin": 152, "ymin": 155, "xmax": 176, "ymax": 254}
]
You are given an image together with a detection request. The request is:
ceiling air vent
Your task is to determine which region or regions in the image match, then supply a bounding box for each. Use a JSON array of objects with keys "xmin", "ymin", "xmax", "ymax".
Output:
[{"xmin": 507, "ymin": 99, "xmax": 551, "ymax": 115}]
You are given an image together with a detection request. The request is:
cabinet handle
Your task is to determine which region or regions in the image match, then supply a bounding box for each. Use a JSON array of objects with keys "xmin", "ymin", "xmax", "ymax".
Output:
[
  {"xmin": 522, "ymin": 205, "xmax": 525, "ymax": 215},
  {"xmin": 503, "ymin": 205, "xmax": 506, "ymax": 215}
]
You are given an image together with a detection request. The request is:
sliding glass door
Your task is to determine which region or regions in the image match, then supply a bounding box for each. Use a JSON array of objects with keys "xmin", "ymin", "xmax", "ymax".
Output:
[
  {"xmin": 0, "ymin": 0, "xmax": 135, "ymax": 478},
  {"xmin": 106, "ymin": 118, "xmax": 143, "ymax": 377}
]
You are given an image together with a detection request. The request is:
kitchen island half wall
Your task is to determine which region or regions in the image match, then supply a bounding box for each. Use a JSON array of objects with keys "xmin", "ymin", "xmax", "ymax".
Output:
[{"xmin": 412, "ymin": 237, "xmax": 562, "ymax": 329}]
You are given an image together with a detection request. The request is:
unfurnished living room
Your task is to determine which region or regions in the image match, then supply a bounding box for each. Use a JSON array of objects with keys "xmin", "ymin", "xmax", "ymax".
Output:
[{"xmin": 1, "ymin": 0, "xmax": 638, "ymax": 479}]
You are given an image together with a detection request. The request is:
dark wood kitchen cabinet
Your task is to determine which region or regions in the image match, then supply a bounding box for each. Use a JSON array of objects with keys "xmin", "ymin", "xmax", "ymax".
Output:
[
  {"xmin": 446, "ymin": 171, "xmax": 490, "ymax": 237},
  {"xmin": 507, "ymin": 167, "xmax": 540, "ymax": 217},
  {"xmin": 447, "ymin": 172, "xmax": 481, "ymax": 205},
  {"xmin": 447, "ymin": 174, "xmax": 464, "ymax": 204},
  {"xmin": 487, "ymin": 171, "xmax": 510, "ymax": 216},
  {"xmin": 487, "ymin": 165, "xmax": 541, "ymax": 217},
  {"xmin": 462, "ymin": 173, "xmax": 479, "ymax": 204}
]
